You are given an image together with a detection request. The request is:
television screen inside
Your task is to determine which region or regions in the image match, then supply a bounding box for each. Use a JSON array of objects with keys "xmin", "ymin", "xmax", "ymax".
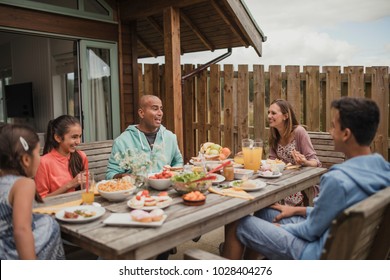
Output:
[{"xmin": 5, "ymin": 82, "xmax": 34, "ymax": 118}]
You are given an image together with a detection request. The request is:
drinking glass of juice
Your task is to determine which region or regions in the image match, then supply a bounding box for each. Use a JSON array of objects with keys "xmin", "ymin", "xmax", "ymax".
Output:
[
  {"xmin": 81, "ymin": 171, "xmax": 95, "ymax": 205},
  {"xmin": 242, "ymin": 139, "xmax": 263, "ymax": 171}
]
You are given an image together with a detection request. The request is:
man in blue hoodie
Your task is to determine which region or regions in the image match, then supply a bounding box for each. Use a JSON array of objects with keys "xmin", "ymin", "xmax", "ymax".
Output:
[
  {"xmin": 223, "ymin": 97, "xmax": 390, "ymax": 259},
  {"xmin": 106, "ymin": 95, "xmax": 183, "ymax": 179}
]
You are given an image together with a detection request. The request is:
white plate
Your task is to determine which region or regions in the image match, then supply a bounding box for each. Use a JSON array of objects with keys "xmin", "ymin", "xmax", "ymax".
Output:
[
  {"xmin": 127, "ymin": 196, "xmax": 173, "ymax": 210},
  {"xmin": 103, "ymin": 213, "xmax": 167, "ymax": 227},
  {"xmin": 229, "ymin": 179, "xmax": 267, "ymax": 191},
  {"xmin": 55, "ymin": 205, "xmax": 105, "ymax": 223},
  {"xmin": 212, "ymin": 174, "xmax": 225, "ymax": 184},
  {"xmin": 80, "ymin": 202, "xmax": 101, "ymax": 207},
  {"xmin": 258, "ymin": 172, "xmax": 283, "ymax": 178}
]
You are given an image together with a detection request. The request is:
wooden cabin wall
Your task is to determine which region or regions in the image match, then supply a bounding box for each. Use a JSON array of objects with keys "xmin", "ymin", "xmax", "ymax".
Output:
[
  {"xmin": 119, "ymin": 21, "xmax": 138, "ymax": 130},
  {"xmin": 0, "ymin": 4, "xmax": 117, "ymax": 42}
]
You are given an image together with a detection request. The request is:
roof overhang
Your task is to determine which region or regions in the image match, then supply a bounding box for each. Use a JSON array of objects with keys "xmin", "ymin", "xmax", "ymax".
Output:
[{"xmin": 119, "ymin": 0, "xmax": 266, "ymax": 58}]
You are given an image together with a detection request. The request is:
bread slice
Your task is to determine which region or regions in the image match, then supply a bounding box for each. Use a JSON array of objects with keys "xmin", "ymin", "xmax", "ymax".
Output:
[{"xmin": 208, "ymin": 186, "xmax": 254, "ymax": 200}]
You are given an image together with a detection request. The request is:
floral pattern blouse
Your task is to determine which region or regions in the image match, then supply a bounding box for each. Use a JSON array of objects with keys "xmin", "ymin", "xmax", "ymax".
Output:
[{"xmin": 269, "ymin": 126, "xmax": 321, "ymax": 206}]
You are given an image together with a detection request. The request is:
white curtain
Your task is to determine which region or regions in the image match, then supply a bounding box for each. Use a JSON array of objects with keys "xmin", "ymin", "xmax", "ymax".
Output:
[{"xmin": 87, "ymin": 49, "xmax": 110, "ymax": 141}]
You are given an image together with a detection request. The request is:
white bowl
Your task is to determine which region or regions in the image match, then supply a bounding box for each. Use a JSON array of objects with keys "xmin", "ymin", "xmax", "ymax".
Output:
[
  {"xmin": 272, "ymin": 162, "xmax": 286, "ymax": 172},
  {"xmin": 262, "ymin": 160, "xmax": 286, "ymax": 173},
  {"xmin": 147, "ymin": 174, "xmax": 172, "ymax": 190},
  {"xmin": 234, "ymin": 169, "xmax": 254, "ymax": 180},
  {"xmin": 206, "ymin": 162, "xmax": 220, "ymax": 171},
  {"xmin": 98, "ymin": 188, "xmax": 135, "ymax": 201},
  {"xmin": 97, "ymin": 179, "xmax": 136, "ymax": 202}
]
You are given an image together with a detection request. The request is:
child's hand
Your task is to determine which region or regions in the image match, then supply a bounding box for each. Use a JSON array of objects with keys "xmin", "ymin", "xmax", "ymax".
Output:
[{"xmin": 70, "ymin": 173, "xmax": 84, "ymax": 189}]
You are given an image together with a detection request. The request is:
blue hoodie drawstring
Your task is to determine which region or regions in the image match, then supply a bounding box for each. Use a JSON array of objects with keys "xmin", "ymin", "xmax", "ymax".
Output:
[{"xmin": 137, "ymin": 128, "xmax": 145, "ymax": 150}]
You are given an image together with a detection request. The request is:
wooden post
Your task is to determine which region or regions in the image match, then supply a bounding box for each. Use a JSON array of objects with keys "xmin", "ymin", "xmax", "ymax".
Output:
[{"xmin": 163, "ymin": 7, "xmax": 183, "ymax": 152}]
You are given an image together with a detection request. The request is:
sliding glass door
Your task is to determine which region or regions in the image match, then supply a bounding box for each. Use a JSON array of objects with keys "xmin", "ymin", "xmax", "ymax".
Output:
[{"xmin": 79, "ymin": 40, "xmax": 120, "ymax": 142}]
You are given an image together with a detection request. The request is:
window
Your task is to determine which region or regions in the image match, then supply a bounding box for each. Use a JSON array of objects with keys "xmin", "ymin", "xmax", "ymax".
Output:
[{"xmin": 2, "ymin": 0, "xmax": 113, "ymax": 21}]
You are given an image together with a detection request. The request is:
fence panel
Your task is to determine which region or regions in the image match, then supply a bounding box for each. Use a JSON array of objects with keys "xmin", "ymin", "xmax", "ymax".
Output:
[
  {"xmin": 183, "ymin": 64, "xmax": 196, "ymax": 161},
  {"xmin": 237, "ymin": 65, "xmax": 249, "ymax": 150},
  {"xmin": 253, "ymin": 65, "xmax": 266, "ymax": 142},
  {"xmin": 139, "ymin": 64, "xmax": 389, "ymax": 161},
  {"xmin": 346, "ymin": 66, "xmax": 365, "ymax": 98},
  {"xmin": 371, "ymin": 66, "xmax": 389, "ymax": 158},
  {"xmin": 286, "ymin": 65, "xmax": 301, "ymax": 122},
  {"xmin": 323, "ymin": 66, "xmax": 341, "ymax": 131},
  {"xmin": 223, "ymin": 65, "xmax": 234, "ymax": 154},
  {"xmin": 196, "ymin": 68, "xmax": 208, "ymax": 148},
  {"xmin": 305, "ymin": 66, "xmax": 321, "ymax": 131},
  {"xmin": 269, "ymin": 65, "xmax": 282, "ymax": 102},
  {"xmin": 209, "ymin": 64, "xmax": 221, "ymax": 144}
]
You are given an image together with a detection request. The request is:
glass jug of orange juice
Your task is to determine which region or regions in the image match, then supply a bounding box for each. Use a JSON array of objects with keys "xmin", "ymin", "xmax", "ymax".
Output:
[{"xmin": 242, "ymin": 139, "xmax": 263, "ymax": 171}]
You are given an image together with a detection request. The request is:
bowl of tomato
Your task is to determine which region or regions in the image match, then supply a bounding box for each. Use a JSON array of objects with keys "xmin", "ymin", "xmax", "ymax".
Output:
[{"xmin": 147, "ymin": 170, "xmax": 174, "ymax": 190}]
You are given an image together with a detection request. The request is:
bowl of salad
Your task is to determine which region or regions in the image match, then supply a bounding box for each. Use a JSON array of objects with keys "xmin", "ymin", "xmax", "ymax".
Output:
[{"xmin": 171, "ymin": 172, "xmax": 212, "ymax": 195}]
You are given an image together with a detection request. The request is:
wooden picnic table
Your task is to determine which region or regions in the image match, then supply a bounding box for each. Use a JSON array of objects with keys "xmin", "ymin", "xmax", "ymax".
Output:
[{"xmin": 42, "ymin": 166, "xmax": 327, "ymax": 259}]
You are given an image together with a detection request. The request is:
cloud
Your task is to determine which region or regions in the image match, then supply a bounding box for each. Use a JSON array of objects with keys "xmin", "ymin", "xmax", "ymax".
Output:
[
  {"xmin": 246, "ymin": 0, "xmax": 390, "ymax": 29},
  {"xmin": 258, "ymin": 28, "xmax": 358, "ymax": 68},
  {"xmin": 139, "ymin": 0, "xmax": 390, "ymax": 70}
]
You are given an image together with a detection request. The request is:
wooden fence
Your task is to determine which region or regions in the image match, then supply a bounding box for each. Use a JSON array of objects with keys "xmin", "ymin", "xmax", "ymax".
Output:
[{"xmin": 138, "ymin": 64, "xmax": 389, "ymax": 162}]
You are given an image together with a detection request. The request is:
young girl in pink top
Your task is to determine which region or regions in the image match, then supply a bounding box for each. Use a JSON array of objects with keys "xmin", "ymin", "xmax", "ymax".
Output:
[{"xmin": 35, "ymin": 115, "xmax": 88, "ymax": 198}]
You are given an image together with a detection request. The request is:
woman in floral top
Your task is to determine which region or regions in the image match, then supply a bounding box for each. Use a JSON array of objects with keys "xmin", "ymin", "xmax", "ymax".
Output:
[{"xmin": 268, "ymin": 99, "xmax": 321, "ymax": 206}]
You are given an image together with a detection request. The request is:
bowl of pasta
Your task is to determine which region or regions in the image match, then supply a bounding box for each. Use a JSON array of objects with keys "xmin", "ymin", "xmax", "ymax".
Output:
[{"xmin": 97, "ymin": 177, "xmax": 136, "ymax": 201}]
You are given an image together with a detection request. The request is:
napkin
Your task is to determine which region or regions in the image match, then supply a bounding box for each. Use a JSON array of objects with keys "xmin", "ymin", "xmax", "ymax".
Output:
[
  {"xmin": 33, "ymin": 199, "xmax": 83, "ymax": 215},
  {"xmin": 208, "ymin": 186, "xmax": 254, "ymax": 200}
]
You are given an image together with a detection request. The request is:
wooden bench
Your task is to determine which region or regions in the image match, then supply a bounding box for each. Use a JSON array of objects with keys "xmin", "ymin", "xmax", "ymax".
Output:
[
  {"xmin": 184, "ymin": 248, "xmax": 226, "ymax": 260},
  {"xmin": 184, "ymin": 187, "xmax": 390, "ymax": 260},
  {"xmin": 321, "ymin": 187, "xmax": 390, "ymax": 259},
  {"xmin": 304, "ymin": 131, "xmax": 345, "ymax": 205},
  {"xmin": 308, "ymin": 131, "xmax": 345, "ymax": 168},
  {"xmin": 77, "ymin": 140, "xmax": 113, "ymax": 181}
]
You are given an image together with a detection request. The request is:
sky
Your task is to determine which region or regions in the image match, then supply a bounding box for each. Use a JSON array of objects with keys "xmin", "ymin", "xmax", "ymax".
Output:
[{"xmin": 139, "ymin": 0, "xmax": 390, "ymax": 71}]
